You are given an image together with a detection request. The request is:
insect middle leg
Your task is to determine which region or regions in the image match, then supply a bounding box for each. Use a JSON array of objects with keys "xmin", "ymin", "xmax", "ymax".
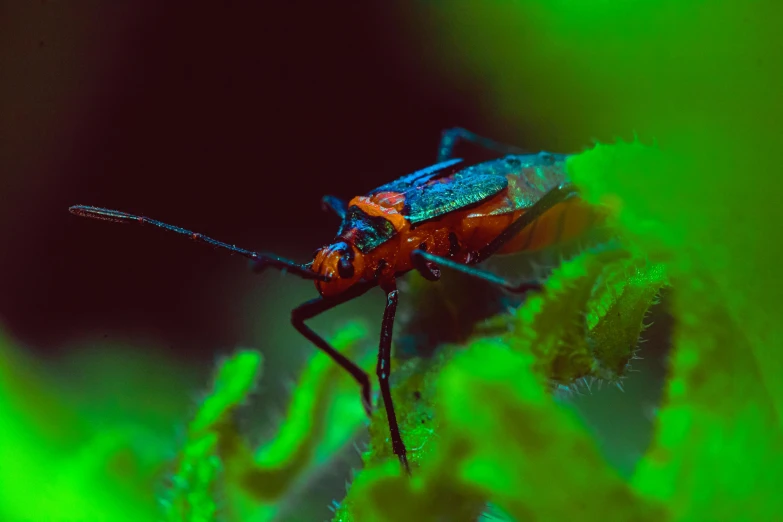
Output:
[{"xmin": 437, "ymin": 127, "xmax": 529, "ymax": 162}]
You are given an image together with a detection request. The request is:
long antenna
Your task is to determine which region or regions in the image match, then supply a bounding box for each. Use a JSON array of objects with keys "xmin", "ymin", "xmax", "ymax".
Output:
[{"xmin": 69, "ymin": 205, "xmax": 329, "ymax": 281}]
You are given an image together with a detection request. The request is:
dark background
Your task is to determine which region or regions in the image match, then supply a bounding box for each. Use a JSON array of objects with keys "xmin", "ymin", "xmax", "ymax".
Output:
[{"xmin": 1, "ymin": 3, "xmax": 538, "ymax": 360}]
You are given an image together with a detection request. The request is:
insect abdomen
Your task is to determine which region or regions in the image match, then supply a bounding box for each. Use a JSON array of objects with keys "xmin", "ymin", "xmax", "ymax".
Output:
[{"xmin": 496, "ymin": 197, "xmax": 601, "ymax": 254}]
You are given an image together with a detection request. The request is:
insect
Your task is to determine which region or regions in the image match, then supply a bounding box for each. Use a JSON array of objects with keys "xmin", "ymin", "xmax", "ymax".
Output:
[{"xmin": 69, "ymin": 128, "xmax": 603, "ymax": 474}]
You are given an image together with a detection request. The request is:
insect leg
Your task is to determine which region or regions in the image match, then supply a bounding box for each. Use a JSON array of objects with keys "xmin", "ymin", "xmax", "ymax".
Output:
[
  {"xmin": 377, "ymin": 283, "xmax": 410, "ymax": 474},
  {"xmin": 320, "ymin": 195, "xmax": 348, "ymax": 219},
  {"xmin": 291, "ymin": 282, "xmax": 375, "ymax": 415},
  {"xmin": 411, "ymin": 249, "xmax": 542, "ymax": 294},
  {"xmin": 437, "ymin": 127, "xmax": 529, "ymax": 162}
]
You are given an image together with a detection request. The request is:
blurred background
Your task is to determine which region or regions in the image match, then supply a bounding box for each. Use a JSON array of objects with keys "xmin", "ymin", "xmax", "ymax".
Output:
[
  {"xmin": 0, "ymin": 3, "xmax": 673, "ymax": 520},
  {"xmin": 2, "ymin": 2, "xmax": 485, "ymax": 361}
]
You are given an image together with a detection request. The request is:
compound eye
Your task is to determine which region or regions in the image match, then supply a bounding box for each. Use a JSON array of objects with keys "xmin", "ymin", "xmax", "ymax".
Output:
[{"xmin": 338, "ymin": 256, "xmax": 355, "ymax": 279}]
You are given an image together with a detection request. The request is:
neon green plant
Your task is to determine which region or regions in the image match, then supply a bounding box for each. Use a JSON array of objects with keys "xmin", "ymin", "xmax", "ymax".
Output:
[
  {"xmin": 332, "ymin": 210, "xmax": 669, "ymax": 521},
  {"xmin": 161, "ymin": 322, "xmax": 372, "ymax": 522},
  {"xmin": 0, "ymin": 321, "xmax": 372, "ymax": 522},
  {"xmin": 0, "ymin": 334, "xmax": 175, "ymax": 522}
]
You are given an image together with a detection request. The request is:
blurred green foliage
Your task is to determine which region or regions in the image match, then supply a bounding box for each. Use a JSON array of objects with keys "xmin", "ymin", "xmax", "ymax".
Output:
[
  {"xmin": 0, "ymin": 335, "xmax": 171, "ymax": 521},
  {"xmin": 0, "ymin": 323, "xmax": 372, "ymax": 522}
]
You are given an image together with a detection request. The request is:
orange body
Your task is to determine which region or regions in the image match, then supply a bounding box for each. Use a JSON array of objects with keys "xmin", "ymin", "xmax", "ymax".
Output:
[
  {"xmin": 358, "ymin": 190, "xmax": 598, "ymax": 278},
  {"xmin": 313, "ymin": 165, "xmax": 603, "ymax": 298}
]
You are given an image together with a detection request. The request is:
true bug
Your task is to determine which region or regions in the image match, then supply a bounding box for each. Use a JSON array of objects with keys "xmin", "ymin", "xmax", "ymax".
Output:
[{"xmin": 69, "ymin": 128, "xmax": 604, "ymax": 474}]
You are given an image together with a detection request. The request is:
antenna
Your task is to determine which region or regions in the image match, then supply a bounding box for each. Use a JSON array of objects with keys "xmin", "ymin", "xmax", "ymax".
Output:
[{"xmin": 69, "ymin": 205, "xmax": 329, "ymax": 281}]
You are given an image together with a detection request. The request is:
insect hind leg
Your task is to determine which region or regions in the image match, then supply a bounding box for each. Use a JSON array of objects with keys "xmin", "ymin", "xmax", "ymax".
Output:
[{"xmin": 437, "ymin": 127, "xmax": 529, "ymax": 162}]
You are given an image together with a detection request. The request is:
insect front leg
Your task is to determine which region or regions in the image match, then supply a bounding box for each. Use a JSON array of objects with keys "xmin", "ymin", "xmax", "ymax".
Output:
[
  {"xmin": 291, "ymin": 285, "xmax": 375, "ymax": 415},
  {"xmin": 437, "ymin": 127, "xmax": 529, "ymax": 162},
  {"xmin": 377, "ymin": 281, "xmax": 410, "ymax": 474}
]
